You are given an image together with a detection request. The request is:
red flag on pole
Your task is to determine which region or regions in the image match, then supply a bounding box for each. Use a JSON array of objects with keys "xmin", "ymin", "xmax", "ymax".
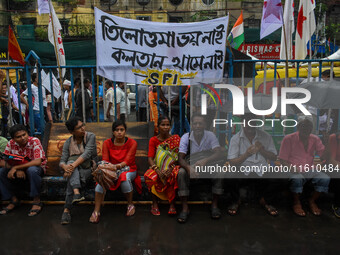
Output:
[{"xmin": 8, "ymin": 26, "xmax": 25, "ymax": 66}]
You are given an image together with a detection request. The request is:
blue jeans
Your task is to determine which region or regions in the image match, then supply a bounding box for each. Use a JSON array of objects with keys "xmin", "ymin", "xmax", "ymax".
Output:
[
  {"xmin": 33, "ymin": 110, "xmax": 42, "ymax": 133},
  {"xmin": 95, "ymin": 171, "xmax": 137, "ymax": 194},
  {"xmin": 289, "ymin": 172, "xmax": 330, "ymax": 194},
  {"xmin": 0, "ymin": 166, "xmax": 44, "ymax": 200}
]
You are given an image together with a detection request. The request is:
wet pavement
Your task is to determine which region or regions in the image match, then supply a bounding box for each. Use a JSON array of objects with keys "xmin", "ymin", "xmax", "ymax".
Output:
[{"xmin": 0, "ymin": 202, "xmax": 340, "ymax": 255}]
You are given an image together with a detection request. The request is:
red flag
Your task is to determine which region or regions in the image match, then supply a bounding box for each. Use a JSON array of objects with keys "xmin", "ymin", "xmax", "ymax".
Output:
[{"xmin": 8, "ymin": 26, "xmax": 25, "ymax": 66}]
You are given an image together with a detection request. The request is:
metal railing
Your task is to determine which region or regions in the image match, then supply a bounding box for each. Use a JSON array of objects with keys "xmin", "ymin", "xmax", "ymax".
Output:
[{"xmin": 0, "ymin": 51, "xmax": 339, "ymax": 145}]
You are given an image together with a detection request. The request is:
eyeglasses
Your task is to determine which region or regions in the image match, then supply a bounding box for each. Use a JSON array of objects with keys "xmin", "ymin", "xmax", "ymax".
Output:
[{"xmin": 75, "ymin": 123, "xmax": 85, "ymax": 130}]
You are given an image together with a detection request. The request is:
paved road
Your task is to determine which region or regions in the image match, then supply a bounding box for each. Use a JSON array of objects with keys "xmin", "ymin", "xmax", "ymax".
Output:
[{"xmin": 0, "ymin": 202, "xmax": 339, "ymax": 255}]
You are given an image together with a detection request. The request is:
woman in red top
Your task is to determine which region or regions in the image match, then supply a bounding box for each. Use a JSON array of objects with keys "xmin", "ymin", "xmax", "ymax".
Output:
[
  {"xmin": 89, "ymin": 120, "xmax": 141, "ymax": 223},
  {"xmin": 144, "ymin": 116, "xmax": 180, "ymax": 216}
]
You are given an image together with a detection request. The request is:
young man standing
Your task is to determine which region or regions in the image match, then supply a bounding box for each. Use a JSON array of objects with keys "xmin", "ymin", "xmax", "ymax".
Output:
[
  {"xmin": 116, "ymin": 82, "xmax": 130, "ymax": 122},
  {"xmin": 104, "ymin": 80, "xmax": 114, "ymax": 122},
  {"xmin": 20, "ymin": 73, "xmax": 46, "ymax": 133}
]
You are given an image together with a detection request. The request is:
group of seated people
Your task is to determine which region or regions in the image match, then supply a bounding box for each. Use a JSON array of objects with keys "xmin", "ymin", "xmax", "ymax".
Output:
[{"xmin": 0, "ymin": 113, "xmax": 339, "ymax": 225}]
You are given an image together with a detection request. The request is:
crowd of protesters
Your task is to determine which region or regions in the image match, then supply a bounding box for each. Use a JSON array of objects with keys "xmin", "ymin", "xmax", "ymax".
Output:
[
  {"xmin": 0, "ymin": 113, "xmax": 340, "ymax": 224},
  {"xmin": 0, "ymin": 70, "xmax": 340, "ymax": 226}
]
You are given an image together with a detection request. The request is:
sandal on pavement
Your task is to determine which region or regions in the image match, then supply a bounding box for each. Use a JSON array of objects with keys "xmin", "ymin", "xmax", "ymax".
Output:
[
  {"xmin": 177, "ymin": 211, "xmax": 190, "ymax": 223},
  {"xmin": 227, "ymin": 203, "xmax": 239, "ymax": 216},
  {"xmin": 89, "ymin": 211, "xmax": 100, "ymax": 224},
  {"xmin": 263, "ymin": 204, "xmax": 279, "ymax": 217},
  {"xmin": 168, "ymin": 207, "xmax": 177, "ymax": 215},
  {"xmin": 0, "ymin": 200, "xmax": 20, "ymax": 215},
  {"xmin": 211, "ymin": 207, "xmax": 222, "ymax": 219},
  {"xmin": 309, "ymin": 201, "xmax": 322, "ymax": 216},
  {"xmin": 293, "ymin": 203, "xmax": 306, "ymax": 217},
  {"xmin": 28, "ymin": 202, "xmax": 43, "ymax": 217},
  {"xmin": 126, "ymin": 204, "xmax": 135, "ymax": 217},
  {"xmin": 151, "ymin": 206, "xmax": 160, "ymax": 216}
]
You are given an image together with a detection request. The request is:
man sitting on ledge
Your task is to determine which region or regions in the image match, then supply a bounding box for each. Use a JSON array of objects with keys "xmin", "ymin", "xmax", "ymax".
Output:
[
  {"xmin": 0, "ymin": 124, "xmax": 47, "ymax": 216},
  {"xmin": 60, "ymin": 117, "xmax": 97, "ymax": 225},
  {"xmin": 279, "ymin": 117, "xmax": 330, "ymax": 216},
  {"xmin": 177, "ymin": 114, "xmax": 225, "ymax": 223}
]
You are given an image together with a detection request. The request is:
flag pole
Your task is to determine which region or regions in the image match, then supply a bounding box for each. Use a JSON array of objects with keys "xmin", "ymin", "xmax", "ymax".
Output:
[
  {"xmin": 308, "ymin": 14, "xmax": 312, "ymax": 82},
  {"xmin": 282, "ymin": 23, "xmax": 289, "ymax": 87},
  {"xmin": 222, "ymin": 12, "xmax": 230, "ymax": 82},
  {"xmin": 48, "ymin": 0, "xmax": 65, "ymax": 121},
  {"xmin": 6, "ymin": 26, "xmax": 14, "ymax": 128}
]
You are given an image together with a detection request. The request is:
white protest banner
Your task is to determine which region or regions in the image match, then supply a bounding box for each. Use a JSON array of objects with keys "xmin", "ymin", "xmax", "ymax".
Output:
[
  {"xmin": 37, "ymin": 0, "xmax": 49, "ymax": 15},
  {"xmin": 41, "ymin": 69, "xmax": 61, "ymax": 99},
  {"xmin": 95, "ymin": 8, "xmax": 228, "ymax": 86}
]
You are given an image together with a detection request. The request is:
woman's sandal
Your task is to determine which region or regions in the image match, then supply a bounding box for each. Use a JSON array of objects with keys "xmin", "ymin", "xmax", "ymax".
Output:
[
  {"xmin": 263, "ymin": 204, "xmax": 279, "ymax": 217},
  {"xmin": 227, "ymin": 203, "xmax": 239, "ymax": 216},
  {"xmin": 89, "ymin": 211, "xmax": 100, "ymax": 223},
  {"xmin": 28, "ymin": 202, "xmax": 43, "ymax": 217},
  {"xmin": 168, "ymin": 207, "xmax": 177, "ymax": 215},
  {"xmin": 151, "ymin": 206, "xmax": 160, "ymax": 216},
  {"xmin": 126, "ymin": 204, "xmax": 135, "ymax": 217},
  {"xmin": 0, "ymin": 200, "xmax": 20, "ymax": 215}
]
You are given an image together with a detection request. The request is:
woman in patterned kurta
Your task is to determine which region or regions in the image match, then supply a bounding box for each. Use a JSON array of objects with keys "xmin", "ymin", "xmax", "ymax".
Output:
[{"xmin": 144, "ymin": 116, "xmax": 180, "ymax": 216}]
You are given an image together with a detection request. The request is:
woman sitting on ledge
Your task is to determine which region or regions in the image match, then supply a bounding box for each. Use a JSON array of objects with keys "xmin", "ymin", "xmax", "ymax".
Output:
[
  {"xmin": 144, "ymin": 115, "xmax": 180, "ymax": 216},
  {"xmin": 89, "ymin": 120, "xmax": 142, "ymax": 223}
]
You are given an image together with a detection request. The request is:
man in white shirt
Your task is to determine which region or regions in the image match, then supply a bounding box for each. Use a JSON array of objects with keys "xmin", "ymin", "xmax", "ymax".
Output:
[
  {"xmin": 9, "ymin": 83, "xmax": 20, "ymax": 125},
  {"xmin": 227, "ymin": 113, "xmax": 281, "ymax": 216},
  {"xmin": 20, "ymin": 73, "xmax": 46, "ymax": 133},
  {"xmin": 104, "ymin": 80, "xmax": 114, "ymax": 122},
  {"xmin": 63, "ymin": 79, "xmax": 71, "ymax": 121},
  {"xmin": 115, "ymin": 82, "xmax": 130, "ymax": 122}
]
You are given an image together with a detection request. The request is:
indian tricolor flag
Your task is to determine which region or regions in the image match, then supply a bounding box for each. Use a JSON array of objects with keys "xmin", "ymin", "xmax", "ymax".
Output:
[{"xmin": 227, "ymin": 11, "xmax": 244, "ymax": 50}]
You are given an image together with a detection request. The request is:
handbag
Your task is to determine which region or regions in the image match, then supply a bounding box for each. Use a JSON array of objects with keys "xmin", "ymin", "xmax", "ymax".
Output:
[
  {"xmin": 0, "ymin": 152, "xmax": 30, "ymax": 166},
  {"xmin": 92, "ymin": 162, "xmax": 118, "ymax": 190},
  {"xmin": 154, "ymin": 144, "xmax": 177, "ymax": 184}
]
